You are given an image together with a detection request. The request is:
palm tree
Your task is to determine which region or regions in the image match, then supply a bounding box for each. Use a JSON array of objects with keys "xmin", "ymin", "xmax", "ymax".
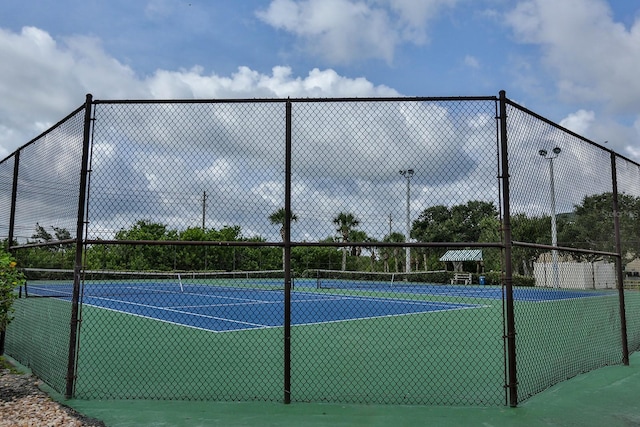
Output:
[
  {"xmin": 349, "ymin": 230, "xmax": 368, "ymax": 257},
  {"xmin": 381, "ymin": 250, "xmax": 390, "ymax": 273},
  {"xmin": 365, "ymin": 236, "xmax": 379, "ymax": 272},
  {"xmin": 332, "ymin": 212, "xmax": 360, "ymax": 271},
  {"xmin": 384, "ymin": 232, "xmax": 406, "ymax": 272},
  {"xmin": 269, "ymin": 208, "xmax": 298, "ymax": 269}
]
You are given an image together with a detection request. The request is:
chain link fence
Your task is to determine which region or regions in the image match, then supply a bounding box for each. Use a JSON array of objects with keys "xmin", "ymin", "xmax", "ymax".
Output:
[
  {"xmin": 615, "ymin": 155, "xmax": 640, "ymax": 356},
  {"xmin": 2, "ymin": 92, "xmax": 639, "ymax": 406},
  {"xmin": 1, "ymin": 106, "xmax": 86, "ymax": 393},
  {"xmin": 503, "ymin": 101, "xmax": 632, "ymax": 401}
]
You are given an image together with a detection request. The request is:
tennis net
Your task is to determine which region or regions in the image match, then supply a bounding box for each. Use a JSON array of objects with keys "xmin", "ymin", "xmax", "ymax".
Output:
[
  {"xmin": 303, "ymin": 269, "xmax": 447, "ymax": 290},
  {"xmin": 22, "ymin": 268, "xmax": 286, "ymax": 298}
]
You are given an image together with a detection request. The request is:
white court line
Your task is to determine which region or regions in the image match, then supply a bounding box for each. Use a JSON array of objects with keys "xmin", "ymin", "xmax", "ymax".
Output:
[
  {"xmin": 173, "ymin": 300, "xmax": 282, "ymax": 309},
  {"xmin": 78, "ymin": 291, "xmax": 488, "ymax": 334},
  {"xmin": 291, "ymin": 304, "xmax": 486, "ymax": 328},
  {"xmin": 82, "ymin": 295, "xmax": 269, "ymax": 328},
  {"xmin": 293, "ymin": 293, "xmax": 475, "ymax": 307},
  {"xmin": 527, "ymin": 292, "xmax": 616, "ymax": 303},
  {"xmin": 178, "ymin": 288, "xmax": 274, "ymax": 303}
]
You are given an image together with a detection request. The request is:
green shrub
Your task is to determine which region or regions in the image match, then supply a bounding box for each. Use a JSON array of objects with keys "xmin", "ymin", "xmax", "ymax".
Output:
[{"xmin": 1, "ymin": 250, "xmax": 25, "ymax": 332}]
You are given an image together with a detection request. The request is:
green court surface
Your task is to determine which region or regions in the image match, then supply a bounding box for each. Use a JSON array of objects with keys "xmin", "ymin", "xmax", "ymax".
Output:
[
  {"xmin": 5, "ymin": 285, "xmax": 635, "ymax": 407},
  {"xmin": 6, "ymin": 284, "xmax": 640, "ymax": 425},
  {"xmin": 40, "ymin": 350, "xmax": 640, "ymax": 427}
]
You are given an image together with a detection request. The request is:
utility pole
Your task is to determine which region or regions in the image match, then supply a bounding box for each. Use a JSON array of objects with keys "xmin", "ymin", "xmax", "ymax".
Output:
[{"xmin": 202, "ymin": 191, "xmax": 207, "ymax": 230}]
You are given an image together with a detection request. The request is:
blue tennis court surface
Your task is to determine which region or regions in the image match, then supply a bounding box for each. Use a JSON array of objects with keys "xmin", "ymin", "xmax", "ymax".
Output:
[
  {"xmin": 25, "ymin": 279, "xmax": 613, "ymax": 332},
  {"xmin": 79, "ymin": 290, "xmax": 479, "ymax": 332},
  {"xmin": 311, "ymin": 279, "xmax": 614, "ymax": 302}
]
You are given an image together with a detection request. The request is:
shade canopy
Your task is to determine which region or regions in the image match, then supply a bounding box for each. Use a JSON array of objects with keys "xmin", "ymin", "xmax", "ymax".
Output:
[{"xmin": 439, "ymin": 249, "xmax": 483, "ymax": 262}]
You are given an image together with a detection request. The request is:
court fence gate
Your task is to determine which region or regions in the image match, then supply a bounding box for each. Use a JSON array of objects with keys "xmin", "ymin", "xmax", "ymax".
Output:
[{"xmin": 2, "ymin": 91, "xmax": 639, "ymax": 407}]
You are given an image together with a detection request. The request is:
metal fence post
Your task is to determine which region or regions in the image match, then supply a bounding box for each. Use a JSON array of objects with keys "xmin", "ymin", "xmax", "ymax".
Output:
[
  {"xmin": 610, "ymin": 153, "xmax": 629, "ymax": 365},
  {"xmin": 284, "ymin": 100, "xmax": 292, "ymax": 404},
  {"xmin": 65, "ymin": 94, "xmax": 93, "ymax": 398},
  {"xmin": 7, "ymin": 151, "xmax": 19, "ymax": 252},
  {"xmin": 499, "ymin": 90, "xmax": 518, "ymax": 407}
]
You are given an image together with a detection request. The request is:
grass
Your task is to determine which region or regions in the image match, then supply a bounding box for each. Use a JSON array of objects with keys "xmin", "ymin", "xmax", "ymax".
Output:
[{"xmin": 0, "ymin": 355, "xmax": 21, "ymax": 373}]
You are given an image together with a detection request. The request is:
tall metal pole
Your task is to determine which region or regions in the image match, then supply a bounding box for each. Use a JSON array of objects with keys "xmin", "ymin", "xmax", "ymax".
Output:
[
  {"xmin": 283, "ymin": 100, "xmax": 292, "ymax": 404},
  {"xmin": 610, "ymin": 153, "xmax": 629, "ymax": 365},
  {"xmin": 66, "ymin": 94, "xmax": 93, "ymax": 399},
  {"xmin": 202, "ymin": 190, "xmax": 207, "ymax": 230},
  {"xmin": 399, "ymin": 169, "xmax": 414, "ymax": 273},
  {"xmin": 549, "ymin": 158, "xmax": 559, "ymax": 289},
  {"xmin": 539, "ymin": 147, "xmax": 561, "ymax": 288},
  {"xmin": 7, "ymin": 151, "xmax": 19, "ymax": 251},
  {"xmin": 499, "ymin": 90, "xmax": 518, "ymax": 407}
]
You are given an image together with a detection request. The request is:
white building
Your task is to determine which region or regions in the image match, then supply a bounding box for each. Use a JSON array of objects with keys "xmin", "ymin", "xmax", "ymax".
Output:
[{"xmin": 533, "ymin": 260, "xmax": 616, "ymax": 289}]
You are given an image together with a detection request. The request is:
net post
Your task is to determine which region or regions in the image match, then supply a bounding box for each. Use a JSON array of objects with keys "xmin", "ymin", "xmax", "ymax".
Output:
[
  {"xmin": 177, "ymin": 273, "xmax": 184, "ymax": 293},
  {"xmin": 65, "ymin": 94, "xmax": 93, "ymax": 399}
]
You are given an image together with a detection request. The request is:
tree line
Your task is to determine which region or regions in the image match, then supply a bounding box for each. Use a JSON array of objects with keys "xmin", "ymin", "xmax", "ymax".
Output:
[{"xmin": 8, "ymin": 192, "xmax": 640, "ymax": 275}]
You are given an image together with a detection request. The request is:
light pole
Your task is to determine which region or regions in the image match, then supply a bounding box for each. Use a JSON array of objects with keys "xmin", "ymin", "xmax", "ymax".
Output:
[
  {"xmin": 399, "ymin": 169, "xmax": 414, "ymax": 273},
  {"xmin": 539, "ymin": 147, "xmax": 561, "ymax": 288}
]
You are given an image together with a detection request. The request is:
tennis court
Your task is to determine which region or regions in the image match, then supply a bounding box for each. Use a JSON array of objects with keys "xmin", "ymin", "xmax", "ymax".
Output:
[
  {"xmin": 23, "ymin": 275, "xmax": 612, "ymax": 334},
  {"xmin": 7, "ymin": 271, "xmax": 626, "ymax": 405},
  {"xmin": 25, "ymin": 277, "xmax": 484, "ymax": 332},
  {"xmin": 313, "ymin": 278, "xmax": 613, "ymax": 302}
]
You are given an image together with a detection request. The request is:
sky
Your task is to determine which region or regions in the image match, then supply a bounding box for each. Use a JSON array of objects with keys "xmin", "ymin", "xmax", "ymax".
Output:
[{"xmin": 1, "ymin": 0, "xmax": 640, "ymax": 242}]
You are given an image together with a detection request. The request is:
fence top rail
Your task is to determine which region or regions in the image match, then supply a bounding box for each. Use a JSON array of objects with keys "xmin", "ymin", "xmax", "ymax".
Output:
[
  {"xmin": 292, "ymin": 241, "xmax": 504, "ymax": 248},
  {"xmin": 92, "ymin": 95, "xmax": 499, "ymax": 105},
  {"xmin": 10, "ymin": 239, "xmax": 77, "ymax": 251},
  {"xmin": 77, "ymin": 239, "xmax": 504, "ymax": 249},
  {"xmin": 512, "ymin": 240, "xmax": 619, "ymax": 258}
]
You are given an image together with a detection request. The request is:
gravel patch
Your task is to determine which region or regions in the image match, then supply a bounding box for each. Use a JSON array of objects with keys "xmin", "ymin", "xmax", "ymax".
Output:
[{"xmin": 1, "ymin": 366, "xmax": 105, "ymax": 427}]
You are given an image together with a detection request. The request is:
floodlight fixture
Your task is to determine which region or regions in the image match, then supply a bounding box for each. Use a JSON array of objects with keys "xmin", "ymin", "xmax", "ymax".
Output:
[{"xmin": 539, "ymin": 147, "xmax": 561, "ymax": 159}]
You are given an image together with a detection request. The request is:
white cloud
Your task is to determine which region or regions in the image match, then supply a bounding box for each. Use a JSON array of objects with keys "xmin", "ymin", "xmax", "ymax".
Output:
[
  {"xmin": 0, "ymin": 25, "xmax": 412, "ymax": 240},
  {"xmin": 559, "ymin": 109, "xmax": 595, "ymax": 136},
  {"xmin": 557, "ymin": 109, "xmax": 639, "ymax": 159},
  {"xmin": 144, "ymin": 0, "xmax": 175, "ymax": 21},
  {"xmin": 505, "ymin": 0, "xmax": 640, "ymax": 112},
  {"xmin": 386, "ymin": 0, "xmax": 458, "ymax": 38},
  {"xmin": 257, "ymin": 0, "xmax": 397, "ymax": 64},
  {"xmin": 256, "ymin": 0, "xmax": 458, "ymax": 64},
  {"xmin": 464, "ymin": 54, "xmax": 480, "ymax": 69},
  {"xmin": 146, "ymin": 65, "xmax": 399, "ymax": 99},
  {"xmin": 0, "ymin": 26, "xmax": 143, "ymax": 158},
  {"xmin": 504, "ymin": 0, "xmax": 640, "ymax": 163},
  {"xmin": 0, "ymin": 26, "xmax": 399, "ymax": 159}
]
